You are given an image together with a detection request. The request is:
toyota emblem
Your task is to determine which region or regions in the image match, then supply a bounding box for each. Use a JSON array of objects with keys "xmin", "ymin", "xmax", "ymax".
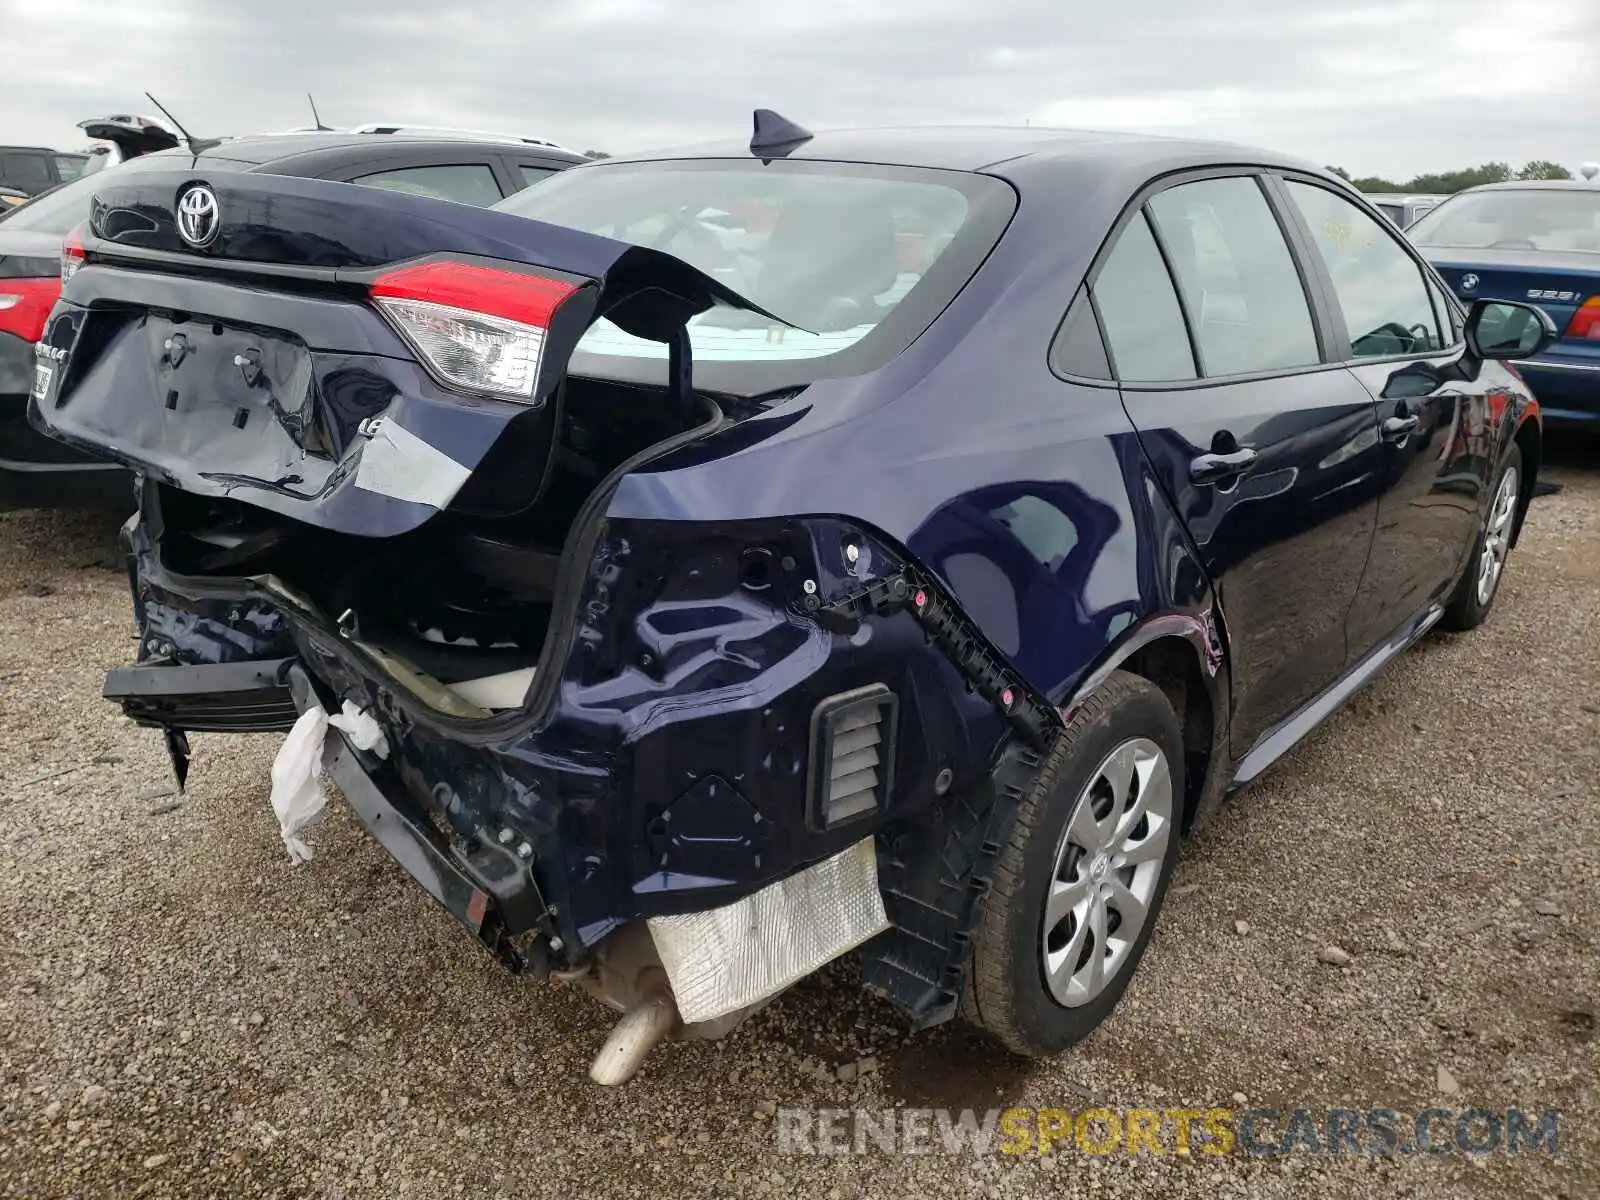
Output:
[
  {"xmin": 175, "ymin": 184, "xmax": 221, "ymax": 249},
  {"xmin": 1460, "ymin": 272, "xmax": 1479, "ymax": 293}
]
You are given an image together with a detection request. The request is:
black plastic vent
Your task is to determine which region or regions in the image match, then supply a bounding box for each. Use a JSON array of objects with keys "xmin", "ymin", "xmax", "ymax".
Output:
[{"xmin": 808, "ymin": 685, "xmax": 897, "ymax": 830}]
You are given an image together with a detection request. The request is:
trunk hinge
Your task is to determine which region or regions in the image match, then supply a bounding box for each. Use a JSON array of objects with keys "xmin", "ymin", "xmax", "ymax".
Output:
[
  {"xmin": 805, "ymin": 568, "xmax": 1062, "ymax": 751},
  {"xmin": 667, "ymin": 327, "xmax": 697, "ymax": 425}
]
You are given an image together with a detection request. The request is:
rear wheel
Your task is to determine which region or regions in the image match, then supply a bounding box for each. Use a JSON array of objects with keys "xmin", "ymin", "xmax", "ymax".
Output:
[
  {"xmin": 1441, "ymin": 444, "xmax": 1522, "ymax": 632},
  {"xmin": 964, "ymin": 671, "xmax": 1183, "ymax": 1056}
]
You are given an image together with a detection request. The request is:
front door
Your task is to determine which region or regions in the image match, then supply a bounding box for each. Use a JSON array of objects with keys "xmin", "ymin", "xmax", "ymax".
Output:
[
  {"xmin": 1278, "ymin": 179, "xmax": 1494, "ymax": 651},
  {"xmin": 1089, "ymin": 173, "xmax": 1385, "ymax": 755}
]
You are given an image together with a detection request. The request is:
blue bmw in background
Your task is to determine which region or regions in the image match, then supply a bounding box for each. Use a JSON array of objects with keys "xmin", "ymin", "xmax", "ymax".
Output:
[
  {"xmin": 1409, "ymin": 181, "xmax": 1600, "ymax": 427},
  {"xmin": 26, "ymin": 117, "xmax": 1556, "ymax": 1083}
]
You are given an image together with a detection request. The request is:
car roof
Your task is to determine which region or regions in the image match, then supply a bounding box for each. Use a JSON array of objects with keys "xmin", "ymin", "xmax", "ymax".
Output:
[
  {"xmin": 604, "ymin": 124, "xmax": 1322, "ymax": 175},
  {"xmin": 0, "ymin": 145, "xmax": 59, "ymax": 155},
  {"xmin": 131, "ymin": 132, "xmax": 588, "ymax": 169},
  {"xmin": 1457, "ymin": 180, "xmax": 1600, "ymax": 194}
]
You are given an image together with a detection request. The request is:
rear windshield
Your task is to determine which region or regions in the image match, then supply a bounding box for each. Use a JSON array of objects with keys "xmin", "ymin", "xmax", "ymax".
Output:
[
  {"xmin": 494, "ymin": 158, "xmax": 1015, "ymax": 390},
  {"xmin": 1409, "ymin": 188, "xmax": 1600, "ymax": 253}
]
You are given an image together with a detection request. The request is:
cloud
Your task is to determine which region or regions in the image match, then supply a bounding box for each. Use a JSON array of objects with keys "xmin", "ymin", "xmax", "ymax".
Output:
[{"xmin": 4, "ymin": 0, "xmax": 1597, "ymax": 178}]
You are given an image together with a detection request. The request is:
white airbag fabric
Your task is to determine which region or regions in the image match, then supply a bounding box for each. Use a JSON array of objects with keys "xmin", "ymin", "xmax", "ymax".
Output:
[
  {"xmin": 647, "ymin": 838, "xmax": 889, "ymax": 1024},
  {"xmin": 268, "ymin": 700, "xmax": 390, "ymax": 865}
]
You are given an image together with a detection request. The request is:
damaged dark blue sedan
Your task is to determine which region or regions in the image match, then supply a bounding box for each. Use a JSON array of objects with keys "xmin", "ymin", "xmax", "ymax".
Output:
[{"xmin": 29, "ymin": 114, "xmax": 1552, "ymax": 1083}]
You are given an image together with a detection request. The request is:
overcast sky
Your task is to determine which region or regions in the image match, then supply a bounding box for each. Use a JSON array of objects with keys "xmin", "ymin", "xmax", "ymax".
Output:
[{"xmin": 7, "ymin": 0, "xmax": 1598, "ymax": 179}]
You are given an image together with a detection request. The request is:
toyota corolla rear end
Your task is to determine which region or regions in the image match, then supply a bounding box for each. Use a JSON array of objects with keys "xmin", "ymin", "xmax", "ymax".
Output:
[{"xmin": 29, "ymin": 159, "xmax": 1031, "ymax": 1081}]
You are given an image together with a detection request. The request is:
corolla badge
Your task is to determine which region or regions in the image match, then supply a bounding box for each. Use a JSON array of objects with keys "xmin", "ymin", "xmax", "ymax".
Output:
[
  {"xmin": 175, "ymin": 184, "xmax": 221, "ymax": 249},
  {"xmin": 1460, "ymin": 273, "xmax": 1479, "ymax": 292}
]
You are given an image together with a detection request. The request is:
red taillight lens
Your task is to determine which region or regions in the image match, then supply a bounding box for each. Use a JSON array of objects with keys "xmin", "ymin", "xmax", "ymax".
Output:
[
  {"xmin": 1563, "ymin": 296, "xmax": 1600, "ymax": 341},
  {"xmin": 0, "ymin": 278, "xmax": 63, "ymax": 343},
  {"xmin": 61, "ymin": 222, "xmax": 87, "ymax": 285},
  {"xmin": 369, "ymin": 261, "xmax": 579, "ymax": 401}
]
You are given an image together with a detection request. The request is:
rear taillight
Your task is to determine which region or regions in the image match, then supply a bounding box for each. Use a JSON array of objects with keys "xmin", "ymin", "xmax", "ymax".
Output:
[
  {"xmin": 1563, "ymin": 296, "xmax": 1600, "ymax": 341},
  {"xmin": 370, "ymin": 261, "xmax": 579, "ymax": 401},
  {"xmin": 0, "ymin": 278, "xmax": 62, "ymax": 343},
  {"xmin": 61, "ymin": 223, "xmax": 86, "ymax": 284}
]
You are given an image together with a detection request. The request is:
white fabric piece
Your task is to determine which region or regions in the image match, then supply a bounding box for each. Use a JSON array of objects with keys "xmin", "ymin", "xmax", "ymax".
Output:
[
  {"xmin": 269, "ymin": 705, "xmax": 330, "ymax": 865},
  {"xmin": 354, "ymin": 418, "xmax": 472, "ymax": 508},
  {"xmin": 329, "ymin": 699, "xmax": 390, "ymax": 759},
  {"xmin": 446, "ymin": 667, "xmax": 537, "ymax": 710},
  {"xmin": 647, "ymin": 838, "xmax": 889, "ymax": 1025},
  {"xmin": 269, "ymin": 700, "xmax": 390, "ymax": 864}
]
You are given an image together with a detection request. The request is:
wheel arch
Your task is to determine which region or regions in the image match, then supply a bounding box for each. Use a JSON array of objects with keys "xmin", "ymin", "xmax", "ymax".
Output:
[
  {"xmin": 1064, "ymin": 612, "xmax": 1232, "ymax": 834},
  {"xmin": 1510, "ymin": 414, "xmax": 1540, "ymax": 547}
]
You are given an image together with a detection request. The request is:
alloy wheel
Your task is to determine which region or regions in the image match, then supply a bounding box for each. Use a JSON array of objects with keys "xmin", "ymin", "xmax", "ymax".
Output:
[{"xmin": 1476, "ymin": 466, "xmax": 1519, "ymax": 607}]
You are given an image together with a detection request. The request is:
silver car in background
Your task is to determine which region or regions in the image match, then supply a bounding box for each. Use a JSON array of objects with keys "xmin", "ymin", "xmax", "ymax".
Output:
[{"xmin": 1366, "ymin": 192, "xmax": 1448, "ymax": 229}]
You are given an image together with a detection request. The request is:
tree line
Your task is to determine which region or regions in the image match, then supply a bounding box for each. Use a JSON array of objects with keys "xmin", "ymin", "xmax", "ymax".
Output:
[{"xmin": 1326, "ymin": 161, "xmax": 1573, "ymax": 195}]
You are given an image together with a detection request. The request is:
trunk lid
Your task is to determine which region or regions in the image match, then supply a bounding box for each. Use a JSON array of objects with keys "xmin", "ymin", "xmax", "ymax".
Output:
[
  {"xmin": 1424, "ymin": 247, "xmax": 1600, "ymax": 346},
  {"xmin": 29, "ymin": 169, "xmax": 781, "ymax": 537},
  {"xmin": 75, "ymin": 115, "xmax": 182, "ymax": 164}
]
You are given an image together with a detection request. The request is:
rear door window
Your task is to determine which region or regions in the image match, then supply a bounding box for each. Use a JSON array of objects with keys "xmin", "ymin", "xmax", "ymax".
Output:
[
  {"xmin": 1285, "ymin": 181, "xmax": 1443, "ymax": 359},
  {"xmin": 1147, "ymin": 176, "xmax": 1321, "ymax": 375},
  {"xmin": 516, "ymin": 164, "xmax": 559, "ymax": 188},
  {"xmin": 1091, "ymin": 211, "xmax": 1196, "ymax": 382},
  {"xmin": 53, "ymin": 154, "xmax": 87, "ymax": 183},
  {"xmin": 1050, "ymin": 287, "xmax": 1112, "ymax": 379},
  {"xmin": 1, "ymin": 152, "xmax": 53, "ymax": 192},
  {"xmin": 351, "ymin": 163, "xmax": 504, "ymax": 207}
]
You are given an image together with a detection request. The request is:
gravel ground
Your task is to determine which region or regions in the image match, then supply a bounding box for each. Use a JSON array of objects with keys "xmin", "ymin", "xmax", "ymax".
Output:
[{"xmin": 2, "ymin": 451, "xmax": 1596, "ymax": 1200}]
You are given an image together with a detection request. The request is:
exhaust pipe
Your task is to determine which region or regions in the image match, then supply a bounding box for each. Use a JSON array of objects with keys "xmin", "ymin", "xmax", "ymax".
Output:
[{"xmin": 589, "ymin": 989, "xmax": 681, "ymax": 1086}]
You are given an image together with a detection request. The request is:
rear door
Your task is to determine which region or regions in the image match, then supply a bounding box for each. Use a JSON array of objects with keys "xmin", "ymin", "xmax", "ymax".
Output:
[
  {"xmin": 1279, "ymin": 178, "xmax": 1493, "ymax": 650},
  {"xmin": 1088, "ymin": 171, "xmax": 1385, "ymax": 754}
]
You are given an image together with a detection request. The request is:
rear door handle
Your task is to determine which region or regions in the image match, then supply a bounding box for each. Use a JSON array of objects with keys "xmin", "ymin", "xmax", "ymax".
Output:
[
  {"xmin": 1381, "ymin": 415, "xmax": 1420, "ymax": 443},
  {"xmin": 1189, "ymin": 447, "xmax": 1258, "ymax": 486}
]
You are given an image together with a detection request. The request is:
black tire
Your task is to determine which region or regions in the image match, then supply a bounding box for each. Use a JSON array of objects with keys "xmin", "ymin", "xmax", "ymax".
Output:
[
  {"xmin": 1441, "ymin": 443, "xmax": 1523, "ymax": 633},
  {"xmin": 963, "ymin": 670, "xmax": 1184, "ymax": 1057}
]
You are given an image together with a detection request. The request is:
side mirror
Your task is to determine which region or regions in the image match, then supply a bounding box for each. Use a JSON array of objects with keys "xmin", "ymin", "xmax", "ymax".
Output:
[{"xmin": 1464, "ymin": 299, "xmax": 1556, "ymax": 361}]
